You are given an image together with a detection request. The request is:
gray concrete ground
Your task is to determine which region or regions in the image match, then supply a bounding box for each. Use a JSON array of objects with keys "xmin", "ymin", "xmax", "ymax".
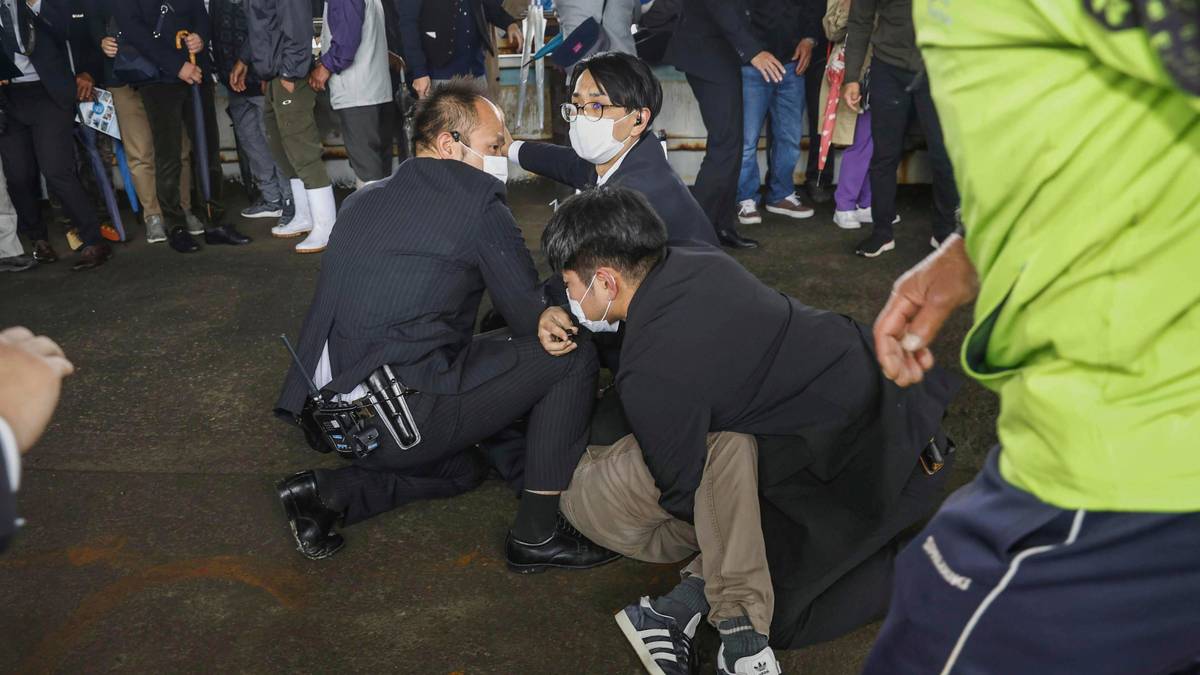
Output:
[{"xmin": 0, "ymin": 181, "xmax": 998, "ymax": 674}]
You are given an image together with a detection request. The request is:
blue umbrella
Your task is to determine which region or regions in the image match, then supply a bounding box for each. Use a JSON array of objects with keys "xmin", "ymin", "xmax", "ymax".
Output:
[{"xmin": 114, "ymin": 140, "xmax": 139, "ymax": 214}]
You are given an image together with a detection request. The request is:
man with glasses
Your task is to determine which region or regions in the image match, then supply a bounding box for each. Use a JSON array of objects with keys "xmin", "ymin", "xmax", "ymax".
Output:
[{"xmin": 508, "ymin": 51, "xmax": 717, "ymax": 247}]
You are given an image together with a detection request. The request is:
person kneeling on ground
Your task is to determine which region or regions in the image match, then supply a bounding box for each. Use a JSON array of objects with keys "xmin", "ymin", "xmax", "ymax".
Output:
[
  {"xmin": 273, "ymin": 80, "xmax": 616, "ymax": 574},
  {"xmin": 539, "ymin": 187, "xmax": 961, "ymax": 674}
]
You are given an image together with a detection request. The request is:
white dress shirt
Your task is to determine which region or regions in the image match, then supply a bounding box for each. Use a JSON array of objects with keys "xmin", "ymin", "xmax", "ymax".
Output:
[{"xmin": 1, "ymin": 0, "xmax": 42, "ymax": 83}]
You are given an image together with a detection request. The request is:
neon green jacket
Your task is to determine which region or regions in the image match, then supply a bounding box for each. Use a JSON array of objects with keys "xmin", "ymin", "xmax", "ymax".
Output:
[{"xmin": 914, "ymin": 0, "xmax": 1200, "ymax": 511}]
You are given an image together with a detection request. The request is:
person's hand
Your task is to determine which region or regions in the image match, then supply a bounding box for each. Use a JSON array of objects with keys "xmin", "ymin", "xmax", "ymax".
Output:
[
  {"xmin": 308, "ymin": 62, "xmax": 331, "ymax": 92},
  {"xmin": 75, "ymin": 72, "xmax": 95, "ymax": 102},
  {"xmin": 177, "ymin": 61, "xmax": 203, "ymax": 85},
  {"xmin": 0, "ymin": 327, "xmax": 75, "ymax": 453},
  {"xmin": 506, "ymin": 22, "xmax": 523, "ymax": 53},
  {"xmin": 873, "ymin": 235, "xmax": 978, "ymax": 387},
  {"xmin": 413, "ymin": 75, "xmax": 431, "ymax": 99},
  {"xmin": 538, "ymin": 307, "xmax": 579, "ymax": 356},
  {"xmin": 184, "ymin": 32, "xmax": 204, "ymax": 54},
  {"xmin": 842, "ymin": 81, "xmax": 862, "ymax": 113},
  {"xmin": 100, "ymin": 36, "xmax": 118, "ymax": 58},
  {"xmin": 229, "ymin": 59, "xmax": 247, "ymax": 92},
  {"xmin": 280, "ymin": 78, "xmax": 296, "ymax": 93},
  {"xmin": 750, "ymin": 50, "xmax": 786, "ymax": 83},
  {"xmin": 792, "ymin": 38, "xmax": 815, "ymax": 75}
]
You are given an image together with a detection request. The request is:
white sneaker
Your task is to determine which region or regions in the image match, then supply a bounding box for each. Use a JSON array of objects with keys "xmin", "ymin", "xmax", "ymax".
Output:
[
  {"xmin": 765, "ymin": 193, "xmax": 815, "ymax": 219},
  {"xmin": 272, "ymin": 179, "xmax": 313, "ymax": 238},
  {"xmin": 854, "ymin": 207, "xmax": 873, "ymax": 223},
  {"xmin": 737, "ymin": 199, "xmax": 762, "ymax": 225},
  {"xmin": 717, "ymin": 644, "xmax": 783, "ymax": 675},
  {"xmin": 295, "ymin": 186, "xmax": 337, "ymax": 254},
  {"xmin": 833, "ymin": 210, "xmax": 861, "ymax": 230}
]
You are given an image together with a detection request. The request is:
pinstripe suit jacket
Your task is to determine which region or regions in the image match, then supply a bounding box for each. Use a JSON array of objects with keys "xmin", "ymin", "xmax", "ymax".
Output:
[{"xmin": 275, "ymin": 158, "xmax": 546, "ymax": 417}]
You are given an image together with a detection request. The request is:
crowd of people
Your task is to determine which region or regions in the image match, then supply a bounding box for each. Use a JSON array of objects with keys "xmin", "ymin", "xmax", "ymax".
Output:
[{"xmin": 3, "ymin": 0, "xmax": 1198, "ymax": 674}]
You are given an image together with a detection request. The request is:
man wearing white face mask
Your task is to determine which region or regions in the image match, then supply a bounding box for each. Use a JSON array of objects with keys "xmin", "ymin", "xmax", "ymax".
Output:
[
  {"xmin": 274, "ymin": 80, "xmax": 617, "ymax": 572},
  {"xmin": 507, "ymin": 52, "xmax": 718, "ymax": 247}
]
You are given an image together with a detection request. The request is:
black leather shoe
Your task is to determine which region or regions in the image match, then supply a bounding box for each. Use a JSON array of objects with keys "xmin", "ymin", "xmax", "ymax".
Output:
[
  {"xmin": 806, "ymin": 182, "xmax": 834, "ymax": 204},
  {"xmin": 32, "ymin": 239, "xmax": 58, "ymax": 263},
  {"xmin": 205, "ymin": 223, "xmax": 252, "ymax": 246},
  {"xmin": 71, "ymin": 242, "xmax": 113, "ymax": 271},
  {"xmin": 717, "ymin": 229, "xmax": 759, "ymax": 250},
  {"xmin": 505, "ymin": 514, "xmax": 621, "ymax": 574},
  {"xmin": 277, "ymin": 471, "xmax": 345, "ymax": 560},
  {"xmin": 168, "ymin": 226, "xmax": 201, "ymax": 253}
]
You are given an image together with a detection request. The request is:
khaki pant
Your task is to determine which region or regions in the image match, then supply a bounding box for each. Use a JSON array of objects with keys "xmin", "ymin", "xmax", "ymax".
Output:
[
  {"xmin": 109, "ymin": 85, "xmax": 192, "ymax": 218},
  {"xmin": 561, "ymin": 432, "xmax": 774, "ymax": 636}
]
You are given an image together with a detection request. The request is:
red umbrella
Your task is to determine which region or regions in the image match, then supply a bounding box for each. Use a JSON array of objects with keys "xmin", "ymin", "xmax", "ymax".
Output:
[{"xmin": 818, "ymin": 44, "xmax": 846, "ymax": 172}]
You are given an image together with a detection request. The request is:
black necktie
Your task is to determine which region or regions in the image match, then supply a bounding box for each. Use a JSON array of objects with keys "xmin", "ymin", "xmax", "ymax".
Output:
[{"xmin": 0, "ymin": 1, "xmax": 20, "ymax": 60}]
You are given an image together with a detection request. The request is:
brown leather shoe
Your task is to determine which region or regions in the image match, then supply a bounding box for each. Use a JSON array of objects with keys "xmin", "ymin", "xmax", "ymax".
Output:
[
  {"xmin": 32, "ymin": 239, "xmax": 58, "ymax": 263},
  {"xmin": 71, "ymin": 242, "xmax": 113, "ymax": 271}
]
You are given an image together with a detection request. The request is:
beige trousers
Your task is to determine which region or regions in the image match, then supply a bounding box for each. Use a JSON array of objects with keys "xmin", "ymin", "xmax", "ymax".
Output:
[
  {"xmin": 561, "ymin": 432, "xmax": 774, "ymax": 636},
  {"xmin": 110, "ymin": 85, "xmax": 193, "ymax": 218}
]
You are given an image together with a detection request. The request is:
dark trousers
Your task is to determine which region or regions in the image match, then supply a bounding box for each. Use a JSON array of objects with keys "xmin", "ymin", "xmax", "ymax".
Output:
[
  {"xmin": 336, "ymin": 103, "xmax": 396, "ymax": 183},
  {"xmin": 803, "ymin": 48, "xmax": 833, "ymax": 186},
  {"xmin": 686, "ymin": 71, "xmax": 743, "ymax": 235},
  {"xmin": 0, "ymin": 83, "xmax": 101, "ymax": 246},
  {"xmin": 868, "ymin": 59, "xmax": 958, "ymax": 240},
  {"xmin": 864, "ymin": 448, "xmax": 1200, "ymax": 674},
  {"xmin": 139, "ymin": 79, "xmax": 225, "ymax": 228},
  {"xmin": 317, "ymin": 336, "xmax": 599, "ymax": 525}
]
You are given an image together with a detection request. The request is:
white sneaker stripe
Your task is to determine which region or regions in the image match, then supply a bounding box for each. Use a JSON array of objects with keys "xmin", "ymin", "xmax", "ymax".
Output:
[
  {"xmin": 637, "ymin": 629, "xmax": 671, "ymax": 639},
  {"xmin": 652, "ymin": 653, "xmax": 679, "ymax": 663}
]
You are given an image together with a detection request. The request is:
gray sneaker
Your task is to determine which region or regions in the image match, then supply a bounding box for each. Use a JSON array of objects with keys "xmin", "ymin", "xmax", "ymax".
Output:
[
  {"xmin": 241, "ymin": 198, "xmax": 283, "ymax": 219},
  {"xmin": 145, "ymin": 214, "xmax": 167, "ymax": 243},
  {"xmin": 0, "ymin": 254, "xmax": 37, "ymax": 272},
  {"xmin": 184, "ymin": 211, "xmax": 206, "ymax": 235},
  {"xmin": 279, "ymin": 196, "xmax": 297, "ymax": 226}
]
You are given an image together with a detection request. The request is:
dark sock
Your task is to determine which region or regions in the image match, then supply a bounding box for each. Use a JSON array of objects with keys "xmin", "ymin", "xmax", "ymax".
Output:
[
  {"xmin": 650, "ymin": 575, "xmax": 709, "ymax": 627},
  {"xmin": 717, "ymin": 616, "xmax": 769, "ymax": 664},
  {"xmin": 511, "ymin": 491, "xmax": 560, "ymax": 544}
]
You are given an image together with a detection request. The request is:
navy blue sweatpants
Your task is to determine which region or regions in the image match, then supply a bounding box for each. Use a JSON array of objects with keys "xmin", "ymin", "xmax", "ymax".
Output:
[{"xmin": 864, "ymin": 447, "xmax": 1200, "ymax": 675}]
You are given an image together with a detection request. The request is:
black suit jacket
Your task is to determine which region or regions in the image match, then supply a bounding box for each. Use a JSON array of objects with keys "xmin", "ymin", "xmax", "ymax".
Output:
[
  {"xmin": 6, "ymin": 1, "xmax": 77, "ymax": 110},
  {"xmin": 395, "ymin": 0, "xmax": 515, "ymax": 79},
  {"xmin": 515, "ymin": 135, "xmax": 719, "ymax": 247},
  {"xmin": 276, "ymin": 158, "xmax": 546, "ymax": 417},
  {"xmin": 663, "ymin": 0, "xmax": 761, "ymax": 81},
  {"xmin": 616, "ymin": 246, "xmax": 961, "ymax": 642}
]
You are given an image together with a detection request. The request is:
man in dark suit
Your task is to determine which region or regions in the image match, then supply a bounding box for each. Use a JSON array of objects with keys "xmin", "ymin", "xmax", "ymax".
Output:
[
  {"xmin": 508, "ymin": 51, "xmax": 717, "ymax": 247},
  {"xmin": 274, "ymin": 81, "xmax": 617, "ymax": 573},
  {"xmin": 0, "ymin": 0, "xmax": 111, "ymax": 269},
  {"xmin": 540, "ymin": 187, "xmax": 960, "ymax": 672},
  {"xmin": 395, "ymin": 0, "xmax": 521, "ymax": 98},
  {"xmin": 664, "ymin": 0, "xmax": 786, "ymax": 250}
]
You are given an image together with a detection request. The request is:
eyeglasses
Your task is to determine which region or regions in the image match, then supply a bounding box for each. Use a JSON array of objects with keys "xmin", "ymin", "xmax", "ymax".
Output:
[{"xmin": 560, "ymin": 102, "xmax": 626, "ymax": 123}]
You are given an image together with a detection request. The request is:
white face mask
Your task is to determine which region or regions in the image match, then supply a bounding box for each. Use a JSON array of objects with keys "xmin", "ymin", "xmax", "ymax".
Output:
[
  {"xmin": 569, "ymin": 110, "xmax": 635, "ymax": 165},
  {"xmin": 568, "ymin": 274, "xmax": 620, "ymax": 333},
  {"xmin": 460, "ymin": 141, "xmax": 509, "ymax": 184}
]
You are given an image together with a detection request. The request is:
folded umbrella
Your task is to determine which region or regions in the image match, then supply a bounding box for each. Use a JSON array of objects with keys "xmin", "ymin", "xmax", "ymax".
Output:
[
  {"xmin": 114, "ymin": 140, "xmax": 139, "ymax": 214},
  {"xmin": 818, "ymin": 43, "xmax": 846, "ymax": 173},
  {"xmin": 177, "ymin": 31, "xmax": 211, "ymax": 224},
  {"xmin": 76, "ymin": 124, "xmax": 127, "ymax": 241}
]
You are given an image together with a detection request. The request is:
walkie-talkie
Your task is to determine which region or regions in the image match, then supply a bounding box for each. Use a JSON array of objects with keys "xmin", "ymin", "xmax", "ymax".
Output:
[{"xmin": 279, "ymin": 334, "xmax": 380, "ymax": 459}]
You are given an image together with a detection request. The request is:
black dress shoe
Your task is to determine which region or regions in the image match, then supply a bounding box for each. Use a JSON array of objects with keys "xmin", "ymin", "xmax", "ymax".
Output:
[
  {"xmin": 806, "ymin": 182, "xmax": 834, "ymax": 204},
  {"xmin": 168, "ymin": 226, "xmax": 201, "ymax": 253},
  {"xmin": 32, "ymin": 239, "xmax": 58, "ymax": 263},
  {"xmin": 71, "ymin": 242, "xmax": 113, "ymax": 271},
  {"xmin": 277, "ymin": 471, "xmax": 345, "ymax": 560},
  {"xmin": 505, "ymin": 513, "xmax": 621, "ymax": 574},
  {"xmin": 717, "ymin": 229, "xmax": 760, "ymax": 250},
  {"xmin": 205, "ymin": 223, "xmax": 252, "ymax": 245}
]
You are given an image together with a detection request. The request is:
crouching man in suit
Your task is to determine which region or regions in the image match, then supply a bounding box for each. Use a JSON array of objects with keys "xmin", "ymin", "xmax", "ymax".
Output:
[
  {"xmin": 539, "ymin": 187, "xmax": 960, "ymax": 674},
  {"xmin": 273, "ymin": 80, "xmax": 617, "ymax": 574}
]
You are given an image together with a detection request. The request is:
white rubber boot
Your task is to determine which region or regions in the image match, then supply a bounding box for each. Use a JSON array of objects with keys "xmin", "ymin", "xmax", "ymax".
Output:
[
  {"xmin": 295, "ymin": 186, "xmax": 337, "ymax": 254},
  {"xmin": 271, "ymin": 179, "xmax": 313, "ymax": 238}
]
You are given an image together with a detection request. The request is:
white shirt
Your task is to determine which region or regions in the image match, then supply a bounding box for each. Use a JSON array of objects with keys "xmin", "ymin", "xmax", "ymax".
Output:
[
  {"xmin": 0, "ymin": 416, "xmax": 20, "ymax": 492},
  {"xmin": 314, "ymin": 342, "xmax": 368, "ymax": 402},
  {"xmin": 1, "ymin": 0, "xmax": 41, "ymax": 83}
]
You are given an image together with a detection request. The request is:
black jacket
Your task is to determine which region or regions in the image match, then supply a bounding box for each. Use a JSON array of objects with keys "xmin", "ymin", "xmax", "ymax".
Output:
[
  {"xmin": 66, "ymin": 0, "xmax": 105, "ymax": 83},
  {"xmin": 515, "ymin": 135, "xmax": 719, "ymax": 247},
  {"xmin": 112, "ymin": 0, "xmax": 212, "ymax": 83},
  {"xmin": 664, "ymin": 0, "xmax": 760, "ymax": 81},
  {"xmin": 6, "ymin": 1, "xmax": 77, "ymax": 110},
  {"xmin": 749, "ymin": 0, "xmax": 825, "ymax": 63},
  {"xmin": 276, "ymin": 158, "xmax": 547, "ymax": 416},
  {"xmin": 395, "ymin": 0, "xmax": 515, "ymax": 80},
  {"xmin": 616, "ymin": 246, "xmax": 960, "ymax": 644},
  {"xmin": 210, "ymin": 0, "xmax": 262, "ymax": 94},
  {"xmin": 240, "ymin": 0, "xmax": 314, "ymax": 81}
]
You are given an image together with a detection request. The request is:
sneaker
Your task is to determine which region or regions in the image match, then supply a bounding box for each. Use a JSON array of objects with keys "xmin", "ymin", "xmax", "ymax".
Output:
[
  {"xmin": 765, "ymin": 193, "xmax": 815, "ymax": 219},
  {"xmin": 855, "ymin": 232, "xmax": 896, "ymax": 258},
  {"xmin": 145, "ymin": 214, "xmax": 167, "ymax": 243},
  {"xmin": 0, "ymin": 254, "xmax": 37, "ymax": 272},
  {"xmin": 854, "ymin": 207, "xmax": 873, "ymax": 223},
  {"xmin": 280, "ymin": 196, "xmax": 297, "ymax": 224},
  {"xmin": 241, "ymin": 198, "xmax": 283, "ymax": 219},
  {"xmin": 833, "ymin": 209, "xmax": 861, "ymax": 230},
  {"xmin": 615, "ymin": 597, "xmax": 700, "ymax": 675},
  {"xmin": 737, "ymin": 199, "xmax": 762, "ymax": 225},
  {"xmin": 100, "ymin": 223, "xmax": 121, "ymax": 242},
  {"xmin": 184, "ymin": 211, "xmax": 206, "ymax": 236},
  {"xmin": 717, "ymin": 645, "xmax": 783, "ymax": 675}
]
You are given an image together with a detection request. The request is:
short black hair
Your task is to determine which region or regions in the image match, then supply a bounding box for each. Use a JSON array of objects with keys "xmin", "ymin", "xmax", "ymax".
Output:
[
  {"xmin": 570, "ymin": 51, "xmax": 663, "ymax": 128},
  {"xmin": 542, "ymin": 186, "xmax": 667, "ymax": 281},
  {"xmin": 411, "ymin": 77, "xmax": 488, "ymax": 152}
]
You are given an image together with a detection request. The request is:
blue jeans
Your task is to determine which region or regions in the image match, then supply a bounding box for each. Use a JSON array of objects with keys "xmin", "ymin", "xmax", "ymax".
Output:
[{"xmin": 737, "ymin": 63, "xmax": 806, "ymax": 204}]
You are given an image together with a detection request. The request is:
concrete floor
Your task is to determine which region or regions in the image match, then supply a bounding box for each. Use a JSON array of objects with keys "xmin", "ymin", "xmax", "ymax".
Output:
[{"xmin": 0, "ymin": 180, "xmax": 998, "ymax": 674}]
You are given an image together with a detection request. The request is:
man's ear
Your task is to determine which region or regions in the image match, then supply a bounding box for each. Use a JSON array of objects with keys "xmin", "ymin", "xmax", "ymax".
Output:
[
  {"xmin": 435, "ymin": 131, "xmax": 460, "ymax": 159},
  {"xmin": 597, "ymin": 267, "xmax": 620, "ymax": 299},
  {"xmin": 628, "ymin": 108, "xmax": 651, "ymax": 138}
]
